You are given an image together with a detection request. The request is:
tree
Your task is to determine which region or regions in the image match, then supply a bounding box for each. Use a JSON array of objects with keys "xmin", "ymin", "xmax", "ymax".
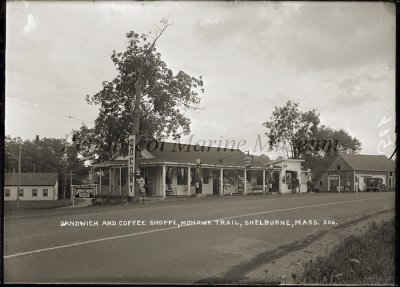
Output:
[
  {"xmin": 263, "ymin": 101, "xmax": 362, "ymax": 159},
  {"xmin": 5, "ymin": 135, "xmax": 88, "ymax": 198},
  {"xmin": 302, "ymin": 126, "xmax": 362, "ymax": 181},
  {"xmin": 263, "ymin": 101, "xmax": 320, "ymax": 159},
  {"xmin": 315, "ymin": 126, "xmax": 362, "ymax": 155},
  {"xmin": 73, "ymin": 20, "xmax": 204, "ymax": 162}
]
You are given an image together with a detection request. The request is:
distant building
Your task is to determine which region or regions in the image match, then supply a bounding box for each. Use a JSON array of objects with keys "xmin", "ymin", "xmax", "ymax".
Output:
[
  {"xmin": 265, "ymin": 158, "xmax": 311, "ymax": 194},
  {"xmin": 316, "ymin": 154, "xmax": 396, "ymax": 192},
  {"xmin": 4, "ymin": 173, "xmax": 59, "ymax": 201}
]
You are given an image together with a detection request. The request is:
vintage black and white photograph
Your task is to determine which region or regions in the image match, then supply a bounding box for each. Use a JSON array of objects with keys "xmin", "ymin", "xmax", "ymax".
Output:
[{"xmin": 3, "ymin": 1, "xmax": 396, "ymax": 284}]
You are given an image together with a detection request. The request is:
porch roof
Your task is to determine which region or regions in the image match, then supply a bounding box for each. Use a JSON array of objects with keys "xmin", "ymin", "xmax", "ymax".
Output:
[
  {"xmin": 91, "ymin": 160, "xmax": 269, "ymax": 170},
  {"xmin": 90, "ymin": 141, "xmax": 270, "ymax": 169}
]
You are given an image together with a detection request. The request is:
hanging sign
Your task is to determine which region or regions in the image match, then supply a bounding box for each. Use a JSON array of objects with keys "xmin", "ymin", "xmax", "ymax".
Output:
[{"xmin": 243, "ymin": 156, "xmax": 253, "ymax": 167}]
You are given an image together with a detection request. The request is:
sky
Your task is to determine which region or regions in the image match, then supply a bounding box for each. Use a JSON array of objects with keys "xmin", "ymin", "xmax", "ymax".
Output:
[{"xmin": 6, "ymin": 1, "xmax": 396, "ymax": 159}]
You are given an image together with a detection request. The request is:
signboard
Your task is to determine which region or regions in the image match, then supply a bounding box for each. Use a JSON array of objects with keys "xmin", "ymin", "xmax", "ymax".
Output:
[
  {"xmin": 328, "ymin": 175, "xmax": 339, "ymax": 180},
  {"xmin": 75, "ymin": 187, "xmax": 95, "ymax": 198},
  {"xmin": 128, "ymin": 135, "xmax": 135, "ymax": 197},
  {"xmin": 243, "ymin": 156, "xmax": 253, "ymax": 167}
]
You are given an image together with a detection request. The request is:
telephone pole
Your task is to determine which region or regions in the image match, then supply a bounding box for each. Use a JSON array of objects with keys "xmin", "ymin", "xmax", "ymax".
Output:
[
  {"xmin": 64, "ymin": 173, "xmax": 67, "ymax": 199},
  {"xmin": 16, "ymin": 143, "xmax": 21, "ymax": 209},
  {"xmin": 129, "ymin": 20, "xmax": 171, "ymax": 203},
  {"xmin": 68, "ymin": 171, "xmax": 76, "ymax": 206}
]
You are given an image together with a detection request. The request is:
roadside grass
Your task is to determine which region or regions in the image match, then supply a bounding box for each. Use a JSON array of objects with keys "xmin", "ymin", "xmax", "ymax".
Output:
[
  {"xmin": 4, "ymin": 199, "xmax": 72, "ymax": 213},
  {"xmin": 298, "ymin": 219, "xmax": 395, "ymax": 285}
]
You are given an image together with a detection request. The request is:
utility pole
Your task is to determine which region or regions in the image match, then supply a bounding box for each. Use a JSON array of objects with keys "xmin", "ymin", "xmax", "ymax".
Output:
[
  {"xmin": 64, "ymin": 173, "xmax": 67, "ymax": 199},
  {"xmin": 16, "ymin": 143, "xmax": 21, "ymax": 209},
  {"xmin": 129, "ymin": 20, "xmax": 171, "ymax": 203},
  {"xmin": 70, "ymin": 170, "xmax": 73, "ymax": 206},
  {"xmin": 33, "ymin": 164, "xmax": 35, "ymax": 173}
]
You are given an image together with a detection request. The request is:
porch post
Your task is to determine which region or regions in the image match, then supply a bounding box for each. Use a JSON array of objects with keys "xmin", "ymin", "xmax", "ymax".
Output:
[
  {"xmin": 109, "ymin": 167, "xmax": 112, "ymax": 197},
  {"xmin": 119, "ymin": 167, "xmax": 122, "ymax": 196},
  {"xmin": 99, "ymin": 168, "xmax": 102, "ymax": 195},
  {"xmin": 187, "ymin": 167, "xmax": 191, "ymax": 195},
  {"xmin": 162, "ymin": 165, "xmax": 166, "ymax": 198},
  {"xmin": 328, "ymin": 173, "xmax": 330, "ymax": 191},
  {"xmin": 262, "ymin": 169, "xmax": 266, "ymax": 194},
  {"xmin": 220, "ymin": 168, "xmax": 224, "ymax": 196},
  {"xmin": 243, "ymin": 169, "xmax": 247, "ymax": 194},
  {"xmin": 91, "ymin": 167, "xmax": 94, "ymax": 184},
  {"xmin": 354, "ymin": 170, "xmax": 357, "ymax": 193}
]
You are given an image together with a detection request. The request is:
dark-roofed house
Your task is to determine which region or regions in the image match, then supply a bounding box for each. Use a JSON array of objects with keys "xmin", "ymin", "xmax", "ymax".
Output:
[
  {"xmin": 90, "ymin": 141, "xmax": 275, "ymax": 198},
  {"xmin": 316, "ymin": 154, "xmax": 396, "ymax": 192},
  {"xmin": 4, "ymin": 173, "xmax": 59, "ymax": 201}
]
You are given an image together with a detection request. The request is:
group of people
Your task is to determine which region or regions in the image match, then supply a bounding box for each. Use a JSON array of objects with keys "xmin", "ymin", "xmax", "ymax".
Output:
[{"xmin": 291, "ymin": 178, "xmax": 313, "ymax": 193}]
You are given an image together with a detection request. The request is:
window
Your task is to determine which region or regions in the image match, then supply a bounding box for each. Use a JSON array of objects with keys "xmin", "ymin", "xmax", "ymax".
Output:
[
  {"xmin": 43, "ymin": 189, "xmax": 48, "ymax": 197},
  {"xmin": 177, "ymin": 168, "xmax": 188, "ymax": 185},
  {"xmin": 32, "ymin": 189, "xmax": 38, "ymax": 197},
  {"xmin": 390, "ymin": 171, "xmax": 393, "ymax": 177},
  {"xmin": 166, "ymin": 167, "xmax": 173, "ymax": 185},
  {"xmin": 5, "ymin": 189, "xmax": 10, "ymax": 197},
  {"xmin": 389, "ymin": 178, "xmax": 392, "ymax": 187},
  {"xmin": 19, "ymin": 189, "xmax": 24, "ymax": 197},
  {"xmin": 203, "ymin": 169, "xmax": 210, "ymax": 184},
  {"xmin": 257, "ymin": 175, "xmax": 263, "ymax": 185}
]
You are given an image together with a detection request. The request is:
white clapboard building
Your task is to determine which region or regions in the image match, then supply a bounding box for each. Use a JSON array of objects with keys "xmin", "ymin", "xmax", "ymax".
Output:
[{"xmin": 4, "ymin": 172, "xmax": 59, "ymax": 201}]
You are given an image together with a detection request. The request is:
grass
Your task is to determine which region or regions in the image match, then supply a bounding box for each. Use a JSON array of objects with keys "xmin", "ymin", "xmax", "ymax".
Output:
[
  {"xmin": 297, "ymin": 219, "xmax": 395, "ymax": 285},
  {"xmin": 4, "ymin": 199, "xmax": 72, "ymax": 212}
]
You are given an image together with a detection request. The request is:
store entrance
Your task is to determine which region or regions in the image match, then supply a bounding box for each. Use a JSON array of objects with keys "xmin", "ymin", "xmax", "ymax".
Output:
[
  {"xmin": 212, "ymin": 170, "xmax": 220, "ymax": 195},
  {"xmin": 286, "ymin": 170, "xmax": 298, "ymax": 193},
  {"xmin": 272, "ymin": 171, "xmax": 280, "ymax": 192}
]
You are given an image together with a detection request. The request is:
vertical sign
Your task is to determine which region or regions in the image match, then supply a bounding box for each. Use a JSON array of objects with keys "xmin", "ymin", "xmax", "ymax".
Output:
[{"xmin": 128, "ymin": 135, "xmax": 135, "ymax": 197}]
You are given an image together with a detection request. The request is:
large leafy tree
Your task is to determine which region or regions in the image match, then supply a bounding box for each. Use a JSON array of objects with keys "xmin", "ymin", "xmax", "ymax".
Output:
[
  {"xmin": 302, "ymin": 126, "xmax": 362, "ymax": 181},
  {"xmin": 5, "ymin": 135, "xmax": 88, "ymax": 198},
  {"xmin": 263, "ymin": 101, "xmax": 362, "ymax": 182},
  {"xmin": 263, "ymin": 101, "xmax": 361, "ymax": 159},
  {"xmin": 263, "ymin": 101, "xmax": 320, "ymax": 159},
  {"xmin": 73, "ymin": 22, "xmax": 204, "ymax": 162}
]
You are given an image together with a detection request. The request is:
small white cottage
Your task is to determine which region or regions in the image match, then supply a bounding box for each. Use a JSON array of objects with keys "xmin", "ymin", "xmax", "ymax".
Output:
[
  {"xmin": 265, "ymin": 158, "xmax": 311, "ymax": 194},
  {"xmin": 4, "ymin": 173, "xmax": 59, "ymax": 201}
]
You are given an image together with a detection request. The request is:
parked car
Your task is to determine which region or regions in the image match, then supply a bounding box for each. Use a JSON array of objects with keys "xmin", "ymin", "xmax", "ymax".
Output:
[{"xmin": 365, "ymin": 178, "xmax": 384, "ymax": 192}]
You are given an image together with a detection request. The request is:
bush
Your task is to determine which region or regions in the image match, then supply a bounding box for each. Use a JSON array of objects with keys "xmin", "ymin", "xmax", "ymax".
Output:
[{"xmin": 298, "ymin": 219, "xmax": 395, "ymax": 284}]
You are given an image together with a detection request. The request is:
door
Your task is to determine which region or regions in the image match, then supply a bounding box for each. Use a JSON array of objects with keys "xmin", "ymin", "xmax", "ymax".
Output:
[
  {"xmin": 212, "ymin": 170, "xmax": 220, "ymax": 195},
  {"xmin": 329, "ymin": 179, "xmax": 338, "ymax": 192},
  {"xmin": 272, "ymin": 171, "xmax": 280, "ymax": 192}
]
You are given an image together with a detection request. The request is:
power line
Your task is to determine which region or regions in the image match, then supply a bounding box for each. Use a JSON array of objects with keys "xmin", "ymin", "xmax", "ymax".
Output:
[{"xmin": 6, "ymin": 99, "xmax": 94, "ymax": 124}]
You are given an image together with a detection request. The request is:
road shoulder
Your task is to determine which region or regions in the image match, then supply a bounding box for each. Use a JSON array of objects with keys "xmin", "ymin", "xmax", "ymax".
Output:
[{"xmin": 239, "ymin": 209, "xmax": 395, "ymax": 284}]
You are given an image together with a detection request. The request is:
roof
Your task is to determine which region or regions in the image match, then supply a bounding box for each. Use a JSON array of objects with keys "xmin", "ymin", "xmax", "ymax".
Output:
[
  {"xmin": 141, "ymin": 142, "xmax": 248, "ymax": 166},
  {"xmin": 92, "ymin": 141, "xmax": 264, "ymax": 168},
  {"xmin": 266, "ymin": 158, "xmax": 305, "ymax": 166},
  {"xmin": 4, "ymin": 173, "xmax": 58, "ymax": 186},
  {"xmin": 339, "ymin": 154, "xmax": 395, "ymax": 171}
]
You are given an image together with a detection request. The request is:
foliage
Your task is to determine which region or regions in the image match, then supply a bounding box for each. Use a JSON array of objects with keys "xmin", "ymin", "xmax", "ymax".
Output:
[
  {"xmin": 263, "ymin": 101, "xmax": 321, "ymax": 159},
  {"xmin": 73, "ymin": 27, "xmax": 204, "ymax": 162},
  {"xmin": 298, "ymin": 219, "xmax": 395, "ymax": 284},
  {"xmin": 5, "ymin": 135, "xmax": 88, "ymax": 198},
  {"xmin": 263, "ymin": 101, "xmax": 362, "ymax": 181}
]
